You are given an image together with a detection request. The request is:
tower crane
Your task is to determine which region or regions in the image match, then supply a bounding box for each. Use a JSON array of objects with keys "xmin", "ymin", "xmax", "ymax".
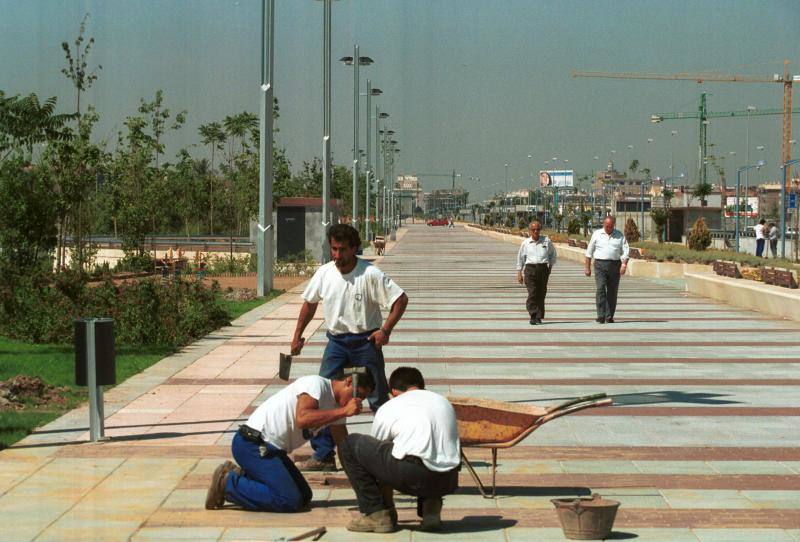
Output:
[
  {"xmin": 414, "ymin": 170, "xmax": 461, "ymax": 191},
  {"xmin": 572, "ymin": 60, "xmax": 800, "ymax": 186},
  {"xmin": 649, "ymin": 92, "xmax": 800, "ymax": 187}
]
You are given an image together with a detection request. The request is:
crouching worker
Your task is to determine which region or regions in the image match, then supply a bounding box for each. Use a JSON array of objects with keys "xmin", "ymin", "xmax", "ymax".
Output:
[
  {"xmin": 339, "ymin": 367, "xmax": 460, "ymax": 533},
  {"xmin": 205, "ymin": 371, "xmax": 374, "ymax": 512}
]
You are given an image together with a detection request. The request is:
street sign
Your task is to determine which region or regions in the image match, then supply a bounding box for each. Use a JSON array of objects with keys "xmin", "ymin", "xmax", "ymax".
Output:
[{"xmin": 790, "ymin": 193, "xmax": 798, "ymax": 209}]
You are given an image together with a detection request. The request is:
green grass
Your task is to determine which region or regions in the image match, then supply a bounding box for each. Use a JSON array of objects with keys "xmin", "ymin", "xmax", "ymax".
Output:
[{"xmin": 0, "ymin": 293, "xmax": 282, "ymax": 449}]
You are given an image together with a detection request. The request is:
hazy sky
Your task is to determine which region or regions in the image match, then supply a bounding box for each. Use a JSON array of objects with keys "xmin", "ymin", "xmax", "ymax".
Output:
[{"xmin": 2, "ymin": 0, "xmax": 799, "ymax": 200}]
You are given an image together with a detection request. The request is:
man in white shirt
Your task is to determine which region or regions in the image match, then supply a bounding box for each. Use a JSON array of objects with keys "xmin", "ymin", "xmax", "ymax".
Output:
[
  {"xmin": 205, "ymin": 372, "xmax": 373, "ymax": 512},
  {"xmin": 754, "ymin": 218, "xmax": 766, "ymax": 257},
  {"xmin": 516, "ymin": 220, "xmax": 556, "ymax": 325},
  {"xmin": 768, "ymin": 222, "xmax": 778, "ymax": 258},
  {"xmin": 585, "ymin": 216, "xmax": 630, "ymax": 324},
  {"xmin": 291, "ymin": 224, "xmax": 409, "ymax": 471},
  {"xmin": 339, "ymin": 367, "xmax": 460, "ymax": 533}
]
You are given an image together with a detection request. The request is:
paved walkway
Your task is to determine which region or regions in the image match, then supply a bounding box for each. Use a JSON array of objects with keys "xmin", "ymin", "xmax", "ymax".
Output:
[{"xmin": 2, "ymin": 224, "xmax": 800, "ymax": 541}]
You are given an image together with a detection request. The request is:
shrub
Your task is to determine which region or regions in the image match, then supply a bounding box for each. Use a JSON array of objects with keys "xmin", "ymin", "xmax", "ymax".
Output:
[
  {"xmin": 687, "ymin": 217, "xmax": 712, "ymax": 251},
  {"xmin": 624, "ymin": 218, "xmax": 640, "ymax": 243},
  {"xmin": 650, "ymin": 208, "xmax": 670, "ymax": 243},
  {"xmin": 567, "ymin": 218, "xmax": 582, "ymax": 234}
]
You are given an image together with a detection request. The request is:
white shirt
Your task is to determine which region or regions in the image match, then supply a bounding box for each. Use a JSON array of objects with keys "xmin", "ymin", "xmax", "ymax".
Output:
[
  {"xmin": 371, "ymin": 389, "xmax": 461, "ymax": 472},
  {"xmin": 244, "ymin": 375, "xmax": 343, "ymax": 453},
  {"xmin": 302, "ymin": 258, "xmax": 405, "ymax": 336},
  {"xmin": 585, "ymin": 228, "xmax": 630, "ymax": 262},
  {"xmin": 768, "ymin": 226, "xmax": 778, "ymax": 241},
  {"xmin": 516, "ymin": 236, "xmax": 556, "ymax": 270},
  {"xmin": 755, "ymin": 223, "xmax": 766, "ymax": 240}
]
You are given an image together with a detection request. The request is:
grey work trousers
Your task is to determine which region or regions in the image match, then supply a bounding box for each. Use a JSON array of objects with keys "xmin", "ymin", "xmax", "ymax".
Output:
[{"xmin": 594, "ymin": 259, "xmax": 622, "ymax": 320}]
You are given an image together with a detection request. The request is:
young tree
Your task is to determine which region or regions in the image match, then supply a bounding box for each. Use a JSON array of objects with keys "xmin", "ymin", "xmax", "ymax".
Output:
[
  {"xmin": 60, "ymin": 13, "xmax": 102, "ymax": 116},
  {"xmin": 624, "ymin": 217, "xmax": 640, "ymax": 243},
  {"xmin": 650, "ymin": 207, "xmax": 670, "ymax": 243},
  {"xmin": 688, "ymin": 217, "xmax": 712, "ymax": 251}
]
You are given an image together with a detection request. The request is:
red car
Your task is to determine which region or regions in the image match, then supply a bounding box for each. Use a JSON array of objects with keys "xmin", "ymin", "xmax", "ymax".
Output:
[{"xmin": 427, "ymin": 218, "xmax": 448, "ymax": 226}]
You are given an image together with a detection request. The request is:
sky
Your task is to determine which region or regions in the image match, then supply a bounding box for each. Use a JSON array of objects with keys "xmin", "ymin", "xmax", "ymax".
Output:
[{"xmin": 2, "ymin": 0, "xmax": 799, "ymax": 201}]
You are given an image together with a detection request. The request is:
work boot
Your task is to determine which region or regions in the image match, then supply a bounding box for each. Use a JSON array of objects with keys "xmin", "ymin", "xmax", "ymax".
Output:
[
  {"xmin": 295, "ymin": 455, "xmax": 337, "ymax": 471},
  {"xmin": 205, "ymin": 461, "xmax": 238, "ymax": 510},
  {"xmin": 420, "ymin": 497, "xmax": 443, "ymax": 531},
  {"xmin": 346, "ymin": 509, "xmax": 396, "ymax": 533}
]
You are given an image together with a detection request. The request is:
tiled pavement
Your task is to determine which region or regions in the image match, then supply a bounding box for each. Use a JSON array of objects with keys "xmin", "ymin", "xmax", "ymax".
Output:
[{"xmin": 2, "ymin": 224, "xmax": 800, "ymax": 541}]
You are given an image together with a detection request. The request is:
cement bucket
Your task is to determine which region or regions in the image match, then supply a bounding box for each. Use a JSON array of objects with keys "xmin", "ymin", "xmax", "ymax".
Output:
[{"xmin": 551, "ymin": 493, "xmax": 620, "ymax": 540}]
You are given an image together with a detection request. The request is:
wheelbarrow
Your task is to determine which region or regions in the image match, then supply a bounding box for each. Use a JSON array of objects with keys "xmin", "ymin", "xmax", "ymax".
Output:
[{"xmin": 449, "ymin": 393, "xmax": 613, "ymax": 498}]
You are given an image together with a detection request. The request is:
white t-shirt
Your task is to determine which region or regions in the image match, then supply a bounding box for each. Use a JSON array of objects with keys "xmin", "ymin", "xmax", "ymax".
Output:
[
  {"xmin": 755, "ymin": 223, "xmax": 766, "ymax": 240},
  {"xmin": 371, "ymin": 389, "xmax": 461, "ymax": 472},
  {"xmin": 244, "ymin": 375, "xmax": 343, "ymax": 453},
  {"xmin": 302, "ymin": 258, "xmax": 405, "ymax": 336}
]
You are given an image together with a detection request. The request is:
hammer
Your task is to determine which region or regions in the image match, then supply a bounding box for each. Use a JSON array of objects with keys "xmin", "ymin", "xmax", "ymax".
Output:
[{"xmin": 344, "ymin": 367, "xmax": 367, "ymax": 398}]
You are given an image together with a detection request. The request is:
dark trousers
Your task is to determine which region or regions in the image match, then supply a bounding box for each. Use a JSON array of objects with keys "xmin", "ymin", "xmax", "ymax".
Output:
[
  {"xmin": 311, "ymin": 330, "xmax": 389, "ymax": 461},
  {"xmin": 756, "ymin": 238, "xmax": 765, "ymax": 257},
  {"xmin": 225, "ymin": 432, "xmax": 312, "ymax": 512},
  {"xmin": 770, "ymin": 239, "xmax": 778, "ymax": 258},
  {"xmin": 523, "ymin": 263, "xmax": 550, "ymax": 319},
  {"xmin": 594, "ymin": 259, "xmax": 622, "ymax": 320},
  {"xmin": 339, "ymin": 434, "xmax": 459, "ymax": 515}
]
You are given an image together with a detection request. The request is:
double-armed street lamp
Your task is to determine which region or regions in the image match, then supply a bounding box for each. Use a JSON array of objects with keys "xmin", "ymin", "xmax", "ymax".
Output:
[
  {"xmin": 257, "ymin": 0, "xmax": 275, "ymax": 296},
  {"xmin": 340, "ymin": 48, "xmax": 374, "ymax": 231},
  {"xmin": 736, "ymin": 160, "xmax": 767, "ymax": 252},
  {"xmin": 364, "ymin": 82, "xmax": 382, "ymax": 242},
  {"xmin": 781, "ymin": 158, "xmax": 800, "ymax": 258}
]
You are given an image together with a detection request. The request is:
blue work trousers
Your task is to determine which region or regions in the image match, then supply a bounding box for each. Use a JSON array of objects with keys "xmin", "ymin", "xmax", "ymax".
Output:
[
  {"xmin": 225, "ymin": 432, "xmax": 312, "ymax": 512},
  {"xmin": 310, "ymin": 329, "xmax": 389, "ymax": 461}
]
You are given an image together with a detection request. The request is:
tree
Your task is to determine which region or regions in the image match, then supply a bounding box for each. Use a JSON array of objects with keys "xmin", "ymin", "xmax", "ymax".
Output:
[
  {"xmin": 692, "ymin": 182, "xmax": 713, "ymax": 207},
  {"xmin": 624, "ymin": 217, "xmax": 640, "ymax": 243},
  {"xmin": 688, "ymin": 217, "xmax": 712, "ymax": 251},
  {"xmin": 629, "ymin": 159, "xmax": 639, "ymax": 177},
  {"xmin": 0, "ymin": 92, "xmax": 74, "ymax": 161},
  {"xmin": 650, "ymin": 207, "xmax": 670, "ymax": 243},
  {"xmin": 60, "ymin": 13, "xmax": 101, "ymax": 116}
]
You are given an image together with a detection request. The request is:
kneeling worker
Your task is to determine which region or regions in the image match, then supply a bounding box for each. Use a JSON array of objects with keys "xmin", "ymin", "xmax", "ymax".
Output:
[
  {"xmin": 339, "ymin": 367, "xmax": 460, "ymax": 533},
  {"xmin": 206, "ymin": 371, "xmax": 374, "ymax": 512}
]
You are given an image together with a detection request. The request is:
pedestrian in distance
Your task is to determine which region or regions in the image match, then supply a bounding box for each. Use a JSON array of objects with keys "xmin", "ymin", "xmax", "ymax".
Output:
[
  {"xmin": 205, "ymin": 372, "xmax": 374, "ymax": 512},
  {"xmin": 516, "ymin": 220, "xmax": 556, "ymax": 325},
  {"xmin": 768, "ymin": 221, "xmax": 778, "ymax": 258},
  {"xmin": 339, "ymin": 367, "xmax": 460, "ymax": 533},
  {"xmin": 755, "ymin": 218, "xmax": 767, "ymax": 258},
  {"xmin": 291, "ymin": 224, "xmax": 409, "ymax": 471},
  {"xmin": 585, "ymin": 216, "xmax": 630, "ymax": 324}
]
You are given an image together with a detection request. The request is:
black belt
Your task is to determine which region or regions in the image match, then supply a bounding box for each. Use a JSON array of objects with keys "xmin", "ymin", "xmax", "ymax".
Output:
[
  {"xmin": 524, "ymin": 263, "xmax": 548, "ymax": 266},
  {"xmin": 595, "ymin": 259, "xmax": 621, "ymax": 262},
  {"xmin": 403, "ymin": 455, "xmax": 424, "ymax": 465},
  {"xmin": 239, "ymin": 425, "xmax": 265, "ymax": 444}
]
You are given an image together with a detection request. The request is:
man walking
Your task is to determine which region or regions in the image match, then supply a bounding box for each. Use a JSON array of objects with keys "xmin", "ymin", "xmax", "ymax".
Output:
[
  {"xmin": 291, "ymin": 224, "xmax": 409, "ymax": 471},
  {"xmin": 585, "ymin": 216, "xmax": 629, "ymax": 324},
  {"xmin": 768, "ymin": 222, "xmax": 778, "ymax": 258},
  {"xmin": 339, "ymin": 367, "xmax": 460, "ymax": 533},
  {"xmin": 516, "ymin": 220, "xmax": 556, "ymax": 325},
  {"xmin": 205, "ymin": 372, "xmax": 373, "ymax": 512}
]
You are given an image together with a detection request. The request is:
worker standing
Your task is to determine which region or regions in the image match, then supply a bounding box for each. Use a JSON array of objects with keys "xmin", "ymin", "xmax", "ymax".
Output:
[{"xmin": 291, "ymin": 224, "xmax": 409, "ymax": 471}]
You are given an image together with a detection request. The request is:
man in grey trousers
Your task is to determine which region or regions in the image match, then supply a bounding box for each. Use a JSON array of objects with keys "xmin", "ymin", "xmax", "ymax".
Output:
[{"xmin": 584, "ymin": 216, "xmax": 630, "ymax": 324}]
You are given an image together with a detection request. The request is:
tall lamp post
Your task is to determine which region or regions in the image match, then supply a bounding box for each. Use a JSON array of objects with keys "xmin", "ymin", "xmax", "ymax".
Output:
[
  {"xmin": 781, "ymin": 158, "xmax": 800, "ymax": 258},
  {"xmin": 364, "ymin": 82, "xmax": 382, "ymax": 242},
  {"xmin": 340, "ymin": 47, "xmax": 373, "ymax": 231},
  {"xmin": 257, "ymin": 0, "xmax": 275, "ymax": 296},
  {"xmin": 736, "ymin": 160, "xmax": 766, "ymax": 252},
  {"xmin": 375, "ymin": 111, "xmax": 389, "ymax": 231}
]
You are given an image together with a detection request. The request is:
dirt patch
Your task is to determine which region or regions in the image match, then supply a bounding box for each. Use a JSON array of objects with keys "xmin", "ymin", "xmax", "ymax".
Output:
[
  {"xmin": 0, "ymin": 376, "xmax": 69, "ymax": 411},
  {"xmin": 203, "ymin": 275, "xmax": 307, "ymax": 291}
]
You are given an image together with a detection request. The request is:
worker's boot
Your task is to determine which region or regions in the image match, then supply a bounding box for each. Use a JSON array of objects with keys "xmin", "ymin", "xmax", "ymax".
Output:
[
  {"xmin": 420, "ymin": 497, "xmax": 443, "ymax": 531},
  {"xmin": 346, "ymin": 509, "xmax": 396, "ymax": 533},
  {"xmin": 205, "ymin": 461, "xmax": 238, "ymax": 510}
]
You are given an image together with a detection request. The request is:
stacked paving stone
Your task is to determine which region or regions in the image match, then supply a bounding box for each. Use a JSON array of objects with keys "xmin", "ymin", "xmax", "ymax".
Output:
[{"xmin": 0, "ymin": 224, "xmax": 798, "ymax": 541}]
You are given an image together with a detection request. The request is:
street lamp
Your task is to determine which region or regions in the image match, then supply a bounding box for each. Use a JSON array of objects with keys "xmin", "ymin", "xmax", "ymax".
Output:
[
  {"xmin": 780, "ymin": 158, "xmax": 800, "ymax": 258},
  {"xmin": 257, "ymin": 0, "xmax": 275, "ymax": 296},
  {"xmin": 340, "ymin": 48, "xmax": 374, "ymax": 231},
  {"xmin": 736, "ymin": 160, "xmax": 766, "ymax": 252},
  {"xmin": 364, "ymin": 83, "xmax": 381, "ymax": 242}
]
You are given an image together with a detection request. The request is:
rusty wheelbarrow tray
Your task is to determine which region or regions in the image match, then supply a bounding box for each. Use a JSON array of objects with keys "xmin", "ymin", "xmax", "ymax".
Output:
[{"xmin": 449, "ymin": 392, "xmax": 613, "ymax": 498}]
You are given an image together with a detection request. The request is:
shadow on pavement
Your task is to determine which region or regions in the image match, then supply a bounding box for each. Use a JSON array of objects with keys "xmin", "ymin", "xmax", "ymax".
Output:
[{"xmin": 511, "ymin": 390, "xmax": 741, "ymax": 406}]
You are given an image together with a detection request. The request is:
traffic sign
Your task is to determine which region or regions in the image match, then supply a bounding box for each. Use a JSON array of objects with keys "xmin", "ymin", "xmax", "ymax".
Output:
[{"xmin": 790, "ymin": 194, "xmax": 798, "ymax": 209}]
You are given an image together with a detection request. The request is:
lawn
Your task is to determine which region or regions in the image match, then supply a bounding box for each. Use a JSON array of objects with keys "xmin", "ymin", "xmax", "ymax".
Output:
[{"xmin": 0, "ymin": 292, "xmax": 277, "ymax": 449}]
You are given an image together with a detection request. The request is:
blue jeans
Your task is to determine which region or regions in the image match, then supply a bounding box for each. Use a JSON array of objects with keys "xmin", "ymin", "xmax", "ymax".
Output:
[
  {"xmin": 310, "ymin": 330, "xmax": 389, "ymax": 461},
  {"xmin": 225, "ymin": 432, "xmax": 312, "ymax": 512}
]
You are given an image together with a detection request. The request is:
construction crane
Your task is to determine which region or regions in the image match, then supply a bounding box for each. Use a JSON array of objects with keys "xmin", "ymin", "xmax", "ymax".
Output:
[
  {"xmin": 414, "ymin": 170, "xmax": 461, "ymax": 191},
  {"xmin": 649, "ymin": 92, "xmax": 800, "ymax": 186},
  {"xmin": 572, "ymin": 60, "xmax": 800, "ymax": 185}
]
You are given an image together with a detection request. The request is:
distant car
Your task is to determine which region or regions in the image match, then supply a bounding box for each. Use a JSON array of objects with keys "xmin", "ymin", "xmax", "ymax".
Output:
[{"xmin": 427, "ymin": 218, "xmax": 448, "ymax": 226}]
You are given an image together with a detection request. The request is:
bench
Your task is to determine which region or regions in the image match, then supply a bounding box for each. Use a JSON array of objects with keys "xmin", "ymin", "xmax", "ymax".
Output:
[
  {"xmin": 628, "ymin": 247, "xmax": 642, "ymax": 259},
  {"xmin": 762, "ymin": 267, "xmax": 798, "ymax": 289},
  {"xmin": 373, "ymin": 236, "xmax": 385, "ymax": 255},
  {"xmin": 568, "ymin": 239, "xmax": 577, "ymax": 247},
  {"xmin": 713, "ymin": 260, "xmax": 742, "ymax": 279}
]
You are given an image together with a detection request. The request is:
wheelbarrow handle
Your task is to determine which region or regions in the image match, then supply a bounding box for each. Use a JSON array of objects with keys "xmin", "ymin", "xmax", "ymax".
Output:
[
  {"xmin": 546, "ymin": 393, "xmax": 607, "ymax": 414},
  {"xmin": 540, "ymin": 397, "xmax": 613, "ymax": 424}
]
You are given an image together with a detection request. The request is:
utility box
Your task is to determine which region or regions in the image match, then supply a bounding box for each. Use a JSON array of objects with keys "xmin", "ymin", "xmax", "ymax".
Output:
[
  {"xmin": 75, "ymin": 318, "xmax": 116, "ymax": 386},
  {"xmin": 276, "ymin": 198, "xmax": 341, "ymax": 262}
]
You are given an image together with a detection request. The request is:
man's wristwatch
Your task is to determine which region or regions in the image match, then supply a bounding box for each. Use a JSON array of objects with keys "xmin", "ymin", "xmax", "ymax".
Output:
[{"xmin": 380, "ymin": 327, "xmax": 391, "ymax": 336}]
